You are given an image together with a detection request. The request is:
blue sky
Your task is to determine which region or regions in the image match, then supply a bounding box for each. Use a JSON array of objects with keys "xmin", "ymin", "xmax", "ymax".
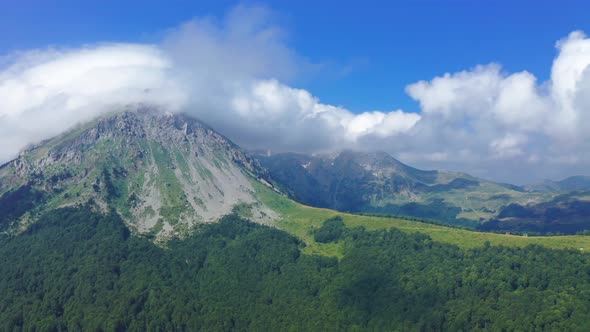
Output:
[
  {"xmin": 2, "ymin": 0, "xmax": 590, "ymax": 183},
  {"xmin": 2, "ymin": 0, "xmax": 588, "ymax": 114}
]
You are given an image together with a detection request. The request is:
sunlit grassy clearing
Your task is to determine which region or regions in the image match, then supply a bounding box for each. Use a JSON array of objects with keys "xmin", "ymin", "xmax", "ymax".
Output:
[{"xmin": 252, "ymin": 180, "xmax": 590, "ymax": 256}]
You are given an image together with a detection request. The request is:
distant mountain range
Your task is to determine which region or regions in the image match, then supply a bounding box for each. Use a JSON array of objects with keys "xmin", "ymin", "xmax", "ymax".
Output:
[
  {"xmin": 1, "ymin": 108, "xmax": 590, "ymax": 236},
  {"xmin": 257, "ymin": 151, "xmax": 590, "ymax": 233},
  {"xmin": 524, "ymin": 176, "xmax": 590, "ymax": 192}
]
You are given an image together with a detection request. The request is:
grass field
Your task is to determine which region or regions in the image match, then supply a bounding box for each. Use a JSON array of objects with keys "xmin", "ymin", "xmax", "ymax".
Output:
[{"xmin": 252, "ymin": 180, "xmax": 590, "ymax": 257}]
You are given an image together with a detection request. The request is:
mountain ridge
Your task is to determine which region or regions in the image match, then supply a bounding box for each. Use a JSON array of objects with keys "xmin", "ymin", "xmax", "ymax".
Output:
[
  {"xmin": 2, "ymin": 107, "xmax": 590, "ymax": 237},
  {"xmin": 0, "ymin": 107, "xmax": 277, "ymax": 239},
  {"xmin": 256, "ymin": 150, "xmax": 552, "ymax": 228},
  {"xmin": 525, "ymin": 175, "xmax": 590, "ymax": 192}
]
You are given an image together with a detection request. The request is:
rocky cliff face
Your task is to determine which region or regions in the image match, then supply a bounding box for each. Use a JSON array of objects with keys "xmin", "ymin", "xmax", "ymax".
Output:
[{"xmin": 0, "ymin": 107, "xmax": 276, "ymax": 239}]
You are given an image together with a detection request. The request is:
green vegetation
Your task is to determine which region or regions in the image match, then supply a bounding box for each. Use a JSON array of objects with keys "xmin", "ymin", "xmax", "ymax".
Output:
[
  {"xmin": 251, "ymin": 179, "xmax": 590, "ymax": 256},
  {"xmin": 257, "ymin": 151, "xmax": 564, "ymax": 229},
  {"xmin": 313, "ymin": 216, "xmax": 345, "ymax": 243},
  {"xmin": 232, "ymin": 202, "xmax": 254, "ymax": 219},
  {"xmin": 366, "ymin": 199, "xmax": 480, "ymax": 229},
  {"xmin": 0, "ymin": 184, "xmax": 46, "ymax": 230},
  {"xmin": 3, "ymin": 206, "xmax": 590, "ymax": 330},
  {"xmin": 147, "ymin": 141, "xmax": 191, "ymax": 226}
]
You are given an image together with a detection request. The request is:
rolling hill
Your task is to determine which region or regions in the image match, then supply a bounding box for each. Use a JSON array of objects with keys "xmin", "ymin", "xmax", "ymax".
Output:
[{"xmin": 525, "ymin": 176, "xmax": 590, "ymax": 192}]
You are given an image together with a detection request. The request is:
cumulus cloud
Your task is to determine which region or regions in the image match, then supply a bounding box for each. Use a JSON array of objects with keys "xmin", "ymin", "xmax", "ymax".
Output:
[
  {"xmin": 223, "ymin": 80, "xmax": 420, "ymax": 151},
  {"xmin": 0, "ymin": 5, "xmax": 419, "ymax": 162},
  {"xmin": 2, "ymin": 5, "xmax": 590, "ymax": 183},
  {"xmin": 400, "ymin": 31, "xmax": 590, "ymax": 182}
]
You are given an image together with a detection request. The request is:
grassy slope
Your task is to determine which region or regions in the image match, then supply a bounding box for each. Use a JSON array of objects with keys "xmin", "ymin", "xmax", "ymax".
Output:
[{"xmin": 252, "ymin": 180, "xmax": 590, "ymax": 257}]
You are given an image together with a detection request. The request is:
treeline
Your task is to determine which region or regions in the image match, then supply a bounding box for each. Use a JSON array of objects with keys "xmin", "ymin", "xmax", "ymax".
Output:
[{"xmin": 1, "ymin": 207, "xmax": 590, "ymax": 330}]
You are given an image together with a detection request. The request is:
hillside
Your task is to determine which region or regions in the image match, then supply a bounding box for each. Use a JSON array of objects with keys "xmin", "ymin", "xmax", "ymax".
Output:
[
  {"xmin": 2, "ymin": 203, "xmax": 590, "ymax": 330},
  {"xmin": 250, "ymin": 179, "xmax": 590, "ymax": 256},
  {"xmin": 257, "ymin": 151, "xmax": 556, "ymax": 229},
  {"xmin": 525, "ymin": 176, "xmax": 590, "ymax": 192},
  {"xmin": 0, "ymin": 108, "xmax": 276, "ymax": 239}
]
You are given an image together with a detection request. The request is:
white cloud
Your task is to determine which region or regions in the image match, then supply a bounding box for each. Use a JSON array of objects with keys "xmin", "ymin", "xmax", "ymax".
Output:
[
  {"xmin": 222, "ymin": 79, "xmax": 420, "ymax": 151},
  {"xmin": 2, "ymin": 5, "xmax": 590, "ymax": 183},
  {"xmin": 407, "ymin": 64, "xmax": 502, "ymax": 117},
  {"xmin": 342, "ymin": 110, "xmax": 421, "ymax": 139},
  {"xmin": 489, "ymin": 134, "xmax": 528, "ymax": 159},
  {"xmin": 406, "ymin": 64, "xmax": 551, "ymax": 132},
  {"xmin": 0, "ymin": 44, "xmax": 187, "ymax": 161},
  {"xmin": 401, "ymin": 30, "xmax": 590, "ymax": 182},
  {"xmin": 0, "ymin": 5, "xmax": 419, "ymax": 163}
]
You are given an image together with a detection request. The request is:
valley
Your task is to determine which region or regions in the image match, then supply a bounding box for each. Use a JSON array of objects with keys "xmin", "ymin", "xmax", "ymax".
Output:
[{"xmin": 250, "ymin": 178, "xmax": 590, "ymax": 256}]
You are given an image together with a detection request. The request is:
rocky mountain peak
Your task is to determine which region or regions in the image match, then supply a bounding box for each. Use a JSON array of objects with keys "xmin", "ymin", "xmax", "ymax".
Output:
[{"xmin": 0, "ymin": 107, "xmax": 276, "ymax": 240}]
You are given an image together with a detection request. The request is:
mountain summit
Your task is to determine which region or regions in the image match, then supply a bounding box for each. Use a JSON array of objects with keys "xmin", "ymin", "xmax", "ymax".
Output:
[{"xmin": 0, "ymin": 108, "xmax": 276, "ymax": 239}]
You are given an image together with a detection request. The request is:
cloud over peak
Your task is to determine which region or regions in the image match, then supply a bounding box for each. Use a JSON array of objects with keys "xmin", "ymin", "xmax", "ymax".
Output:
[
  {"xmin": 1, "ymin": 6, "xmax": 590, "ymax": 183},
  {"xmin": 0, "ymin": 5, "xmax": 419, "ymax": 163}
]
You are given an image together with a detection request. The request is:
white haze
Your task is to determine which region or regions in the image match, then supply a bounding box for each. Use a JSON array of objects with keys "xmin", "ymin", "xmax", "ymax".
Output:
[{"xmin": 1, "ymin": 5, "xmax": 590, "ymax": 184}]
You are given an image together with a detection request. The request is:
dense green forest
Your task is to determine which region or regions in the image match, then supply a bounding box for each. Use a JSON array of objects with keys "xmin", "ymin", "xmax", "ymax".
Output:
[{"xmin": 2, "ymin": 206, "xmax": 590, "ymax": 331}]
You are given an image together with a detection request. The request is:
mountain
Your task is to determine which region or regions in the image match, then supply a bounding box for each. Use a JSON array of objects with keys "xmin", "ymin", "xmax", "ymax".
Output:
[
  {"xmin": 1, "ymin": 106, "xmax": 589, "ymax": 239},
  {"xmin": 525, "ymin": 176, "xmax": 590, "ymax": 192},
  {"xmin": 3, "ymin": 107, "xmax": 590, "ymax": 330},
  {"xmin": 480, "ymin": 190, "xmax": 590, "ymax": 234},
  {"xmin": 0, "ymin": 108, "xmax": 277, "ymax": 239},
  {"xmin": 257, "ymin": 151, "xmax": 553, "ymax": 228}
]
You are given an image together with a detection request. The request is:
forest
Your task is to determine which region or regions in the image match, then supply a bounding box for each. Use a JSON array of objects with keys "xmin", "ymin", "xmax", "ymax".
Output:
[{"xmin": 2, "ymin": 206, "xmax": 590, "ymax": 331}]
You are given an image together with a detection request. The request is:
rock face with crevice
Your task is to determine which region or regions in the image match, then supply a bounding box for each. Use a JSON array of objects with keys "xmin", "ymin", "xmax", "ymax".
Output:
[{"xmin": 0, "ymin": 107, "xmax": 277, "ymax": 240}]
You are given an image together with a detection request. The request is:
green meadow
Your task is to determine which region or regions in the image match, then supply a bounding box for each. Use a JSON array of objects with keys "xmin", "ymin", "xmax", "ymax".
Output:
[{"xmin": 253, "ymin": 180, "xmax": 590, "ymax": 257}]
